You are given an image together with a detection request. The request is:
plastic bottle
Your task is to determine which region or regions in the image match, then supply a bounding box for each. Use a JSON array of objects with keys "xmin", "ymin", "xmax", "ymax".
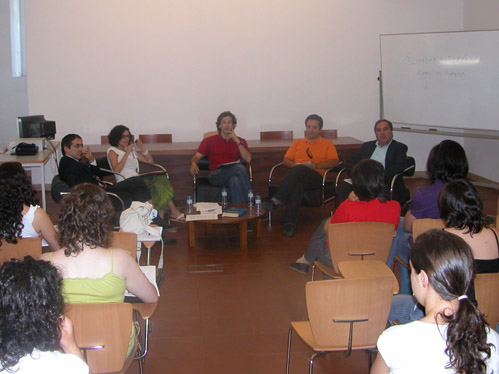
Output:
[
  {"xmin": 255, "ymin": 192, "xmax": 261, "ymax": 214},
  {"xmin": 186, "ymin": 193, "xmax": 193, "ymax": 214},
  {"xmin": 221, "ymin": 187, "xmax": 228, "ymax": 209},
  {"xmin": 248, "ymin": 188, "xmax": 254, "ymax": 207}
]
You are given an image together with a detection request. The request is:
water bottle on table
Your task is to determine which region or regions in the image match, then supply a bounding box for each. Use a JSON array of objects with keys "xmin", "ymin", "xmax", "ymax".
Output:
[
  {"xmin": 221, "ymin": 187, "xmax": 228, "ymax": 210},
  {"xmin": 186, "ymin": 193, "xmax": 193, "ymax": 214},
  {"xmin": 255, "ymin": 193, "xmax": 261, "ymax": 214},
  {"xmin": 248, "ymin": 188, "xmax": 254, "ymax": 207}
]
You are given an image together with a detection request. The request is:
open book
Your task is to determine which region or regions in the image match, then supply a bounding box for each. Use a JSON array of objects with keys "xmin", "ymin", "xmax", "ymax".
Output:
[{"xmin": 125, "ymin": 265, "xmax": 160, "ymax": 297}]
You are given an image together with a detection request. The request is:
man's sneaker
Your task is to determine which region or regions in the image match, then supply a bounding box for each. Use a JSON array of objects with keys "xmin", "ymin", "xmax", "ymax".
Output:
[
  {"xmin": 289, "ymin": 262, "xmax": 309, "ymax": 274},
  {"xmin": 282, "ymin": 223, "xmax": 295, "ymax": 237}
]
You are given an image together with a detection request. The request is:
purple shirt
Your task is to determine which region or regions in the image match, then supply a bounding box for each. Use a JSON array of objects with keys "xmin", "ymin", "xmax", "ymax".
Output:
[{"xmin": 410, "ymin": 181, "xmax": 445, "ymax": 219}]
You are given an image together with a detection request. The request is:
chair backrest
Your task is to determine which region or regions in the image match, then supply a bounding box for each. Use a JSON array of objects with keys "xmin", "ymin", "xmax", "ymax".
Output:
[
  {"xmin": 139, "ymin": 134, "xmax": 172, "ymax": 143},
  {"xmin": 260, "ymin": 130, "xmax": 293, "ymax": 141},
  {"xmin": 203, "ymin": 131, "xmax": 218, "ymax": 138},
  {"xmin": 328, "ymin": 221, "xmax": 395, "ymax": 273},
  {"xmin": 412, "ymin": 218, "xmax": 445, "ymax": 241},
  {"xmin": 303, "ymin": 129, "xmax": 338, "ymax": 139},
  {"xmin": 65, "ymin": 302, "xmax": 134, "ymax": 374},
  {"xmin": 474, "ymin": 272, "xmax": 499, "ymax": 328},
  {"xmin": 306, "ymin": 277, "xmax": 392, "ymax": 348},
  {"xmin": 0, "ymin": 237, "xmax": 42, "ymax": 265},
  {"xmin": 111, "ymin": 231, "xmax": 137, "ymax": 260}
]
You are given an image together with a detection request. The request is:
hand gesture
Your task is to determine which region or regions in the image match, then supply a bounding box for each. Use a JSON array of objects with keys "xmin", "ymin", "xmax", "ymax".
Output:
[
  {"xmin": 82, "ymin": 146, "xmax": 95, "ymax": 162},
  {"xmin": 135, "ymin": 138, "xmax": 147, "ymax": 153},
  {"xmin": 190, "ymin": 161, "xmax": 199, "ymax": 175}
]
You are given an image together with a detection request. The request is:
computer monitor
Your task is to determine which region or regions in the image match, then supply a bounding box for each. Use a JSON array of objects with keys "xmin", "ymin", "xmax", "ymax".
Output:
[{"xmin": 17, "ymin": 115, "xmax": 56, "ymax": 139}]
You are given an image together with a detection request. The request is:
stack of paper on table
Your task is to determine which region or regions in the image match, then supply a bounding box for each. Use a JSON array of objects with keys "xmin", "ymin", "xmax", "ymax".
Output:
[{"xmin": 186, "ymin": 202, "xmax": 222, "ymax": 221}]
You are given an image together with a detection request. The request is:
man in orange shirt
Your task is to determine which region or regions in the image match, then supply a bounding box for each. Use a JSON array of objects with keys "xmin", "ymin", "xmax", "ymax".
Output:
[{"xmin": 263, "ymin": 114, "xmax": 339, "ymax": 236}]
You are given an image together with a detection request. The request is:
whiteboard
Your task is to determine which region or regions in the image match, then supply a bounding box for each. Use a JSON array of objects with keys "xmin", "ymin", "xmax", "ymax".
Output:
[{"xmin": 380, "ymin": 30, "xmax": 499, "ymax": 132}]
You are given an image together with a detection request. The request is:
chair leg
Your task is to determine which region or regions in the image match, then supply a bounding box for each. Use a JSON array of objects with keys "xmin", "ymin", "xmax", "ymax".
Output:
[
  {"xmin": 311, "ymin": 265, "xmax": 316, "ymax": 281},
  {"xmin": 309, "ymin": 352, "xmax": 324, "ymax": 374},
  {"xmin": 268, "ymin": 211, "xmax": 272, "ymax": 228},
  {"xmin": 286, "ymin": 327, "xmax": 293, "ymax": 374}
]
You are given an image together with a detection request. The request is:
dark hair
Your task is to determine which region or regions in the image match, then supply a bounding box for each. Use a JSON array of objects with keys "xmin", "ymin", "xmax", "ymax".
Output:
[
  {"xmin": 305, "ymin": 114, "xmax": 324, "ymax": 129},
  {"xmin": 108, "ymin": 125, "xmax": 131, "ymax": 147},
  {"xmin": 351, "ymin": 159, "xmax": 390, "ymax": 202},
  {"xmin": 0, "ymin": 162, "xmax": 27, "ymax": 179},
  {"xmin": 61, "ymin": 134, "xmax": 81, "ymax": 156},
  {"xmin": 427, "ymin": 140, "xmax": 468, "ymax": 183},
  {"xmin": 216, "ymin": 111, "xmax": 237, "ymax": 132},
  {"xmin": 411, "ymin": 230, "xmax": 492, "ymax": 374},
  {"xmin": 438, "ymin": 179, "xmax": 487, "ymax": 235},
  {"xmin": 374, "ymin": 119, "xmax": 393, "ymax": 131},
  {"xmin": 0, "ymin": 173, "xmax": 38, "ymax": 246},
  {"xmin": 58, "ymin": 183, "xmax": 114, "ymax": 256},
  {"xmin": 0, "ymin": 256, "xmax": 64, "ymax": 370}
]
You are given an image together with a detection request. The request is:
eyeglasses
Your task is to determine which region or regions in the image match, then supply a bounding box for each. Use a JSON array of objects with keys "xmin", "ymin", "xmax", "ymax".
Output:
[
  {"xmin": 306, "ymin": 147, "xmax": 313, "ymax": 159},
  {"xmin": 121, "ymin": 134, "xmax": 131, "ymax": 139}
]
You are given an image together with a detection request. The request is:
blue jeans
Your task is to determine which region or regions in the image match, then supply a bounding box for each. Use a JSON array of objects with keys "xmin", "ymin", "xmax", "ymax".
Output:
[
  {"xmin": 208, "ymin": 164, "xmax": 250, "ymax": 204},
  {"xmin": 387, "ymin": 217, "xmax": 405, "ymax": 267},
  {"xmin": 397, "ymin": 232, "xmax": 413, "ymax": 294},
  {"xmin": 388, "ymin": 294, "xmax": 424, "ymax": 325}
]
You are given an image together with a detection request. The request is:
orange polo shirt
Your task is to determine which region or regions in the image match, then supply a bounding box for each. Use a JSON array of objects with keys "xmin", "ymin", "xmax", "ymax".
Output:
[{"xmin": 284, "ymin": 137, "xmax": 339, "ymax": 176}]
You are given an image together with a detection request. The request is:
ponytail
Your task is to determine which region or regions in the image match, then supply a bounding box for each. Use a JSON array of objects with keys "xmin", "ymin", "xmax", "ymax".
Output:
[
  {"xmin": 442, "ymin": 297, "xmax": 492, "ymax": 374},
  {"xmin": 411, "ymin": 230, "xmax": 493, "ymax": 374}
]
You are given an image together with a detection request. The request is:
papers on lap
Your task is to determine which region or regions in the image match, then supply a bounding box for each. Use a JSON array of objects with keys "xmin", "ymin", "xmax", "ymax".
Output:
[{"xmin": 217, "ymin": 160, "xmax": 241, "ymax": 169}]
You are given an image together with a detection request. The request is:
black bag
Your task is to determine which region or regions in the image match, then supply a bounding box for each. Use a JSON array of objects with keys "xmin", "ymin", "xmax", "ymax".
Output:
[{"xmin": 15, "ymin": 142, "xmax": 38, "ymax": 156}]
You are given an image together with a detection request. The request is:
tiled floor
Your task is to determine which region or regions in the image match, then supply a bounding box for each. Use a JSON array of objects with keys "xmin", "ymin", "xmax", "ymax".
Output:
[{"xmin": 42, "ymin": 192, "xmax": 372, "ymax": 374}]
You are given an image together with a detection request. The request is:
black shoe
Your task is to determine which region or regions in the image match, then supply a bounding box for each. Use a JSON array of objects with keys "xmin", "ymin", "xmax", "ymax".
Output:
[
  {"xmin": 289, "ymin": 262, "xmax": 309, "ymax": 274},
  {"xmin": 262, "ymin": 200, "xmax": 279, "ymax": 212},
  {"xmin": 282, "ymin": 223, "xmax": 295, "ymax": 237},
  {"xmin": 152, "ymin": 217, "xmax": 177, "ymax": 232},
  {"xmin": 162, "ymin": 237, "xmax": 177, "ymax": 245}
]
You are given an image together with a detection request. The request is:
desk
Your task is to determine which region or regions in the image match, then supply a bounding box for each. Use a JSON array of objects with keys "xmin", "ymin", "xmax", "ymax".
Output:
[
  {"xmin": 0, "ymin": 142, "xmax": 59, "ymax": 210},
  {"xmin": 338, "ymin": 260, "xmax": 400, "ymax": 294},
  {"xmin": 90, "ymin": 137, "xmax": 363, "ymax": 198}
]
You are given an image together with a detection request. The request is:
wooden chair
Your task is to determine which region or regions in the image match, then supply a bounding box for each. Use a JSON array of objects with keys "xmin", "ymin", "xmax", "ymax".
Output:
[
  {"xmin": 474, "ymin": 273, "xmax": 499, "ymax": 328},
  {"xmin": 0, "ymin": 237, "xmax": 42, "ymax": 265},
  {"xmin": 138, "ymin": 134, "xmax": 172, "ymax": 143},
  {"xmin": 312, "ymin": 221, "xmax": 395, "ymax": 280},
  {"xmin": 111, "ymin": 231, "xmax": 138, "ymax": 260},
  {"xmin": 390, "ymin": 218, "xmax": 445, "ymax": 275},
  {"xmin": 302, "ymin": 129, "xmax": 338, "ymax": 139},
  {"xmin": 286, "ymin": 277, "xmax": 393, "ymax": 374},
  {"xmin": 203, "ymin": 131, "xmax": 218, "ymax": 138},
  {"xmin": 65, "ymin": 302, "xmax": 135, "ymax": 374},
  {"xmin": 260, "ymin": 130, "xmax": 293, "ymax": 141}
]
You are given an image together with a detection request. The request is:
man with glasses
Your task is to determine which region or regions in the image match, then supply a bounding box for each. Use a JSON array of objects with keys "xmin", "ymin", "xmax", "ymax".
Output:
[
  {"xmin": 59, "ymin": 133, "xmax": 150, "ymax": 209},
  {"xmin": 262, "ymin": 114, "xmax": 339, "ymax": 237}
]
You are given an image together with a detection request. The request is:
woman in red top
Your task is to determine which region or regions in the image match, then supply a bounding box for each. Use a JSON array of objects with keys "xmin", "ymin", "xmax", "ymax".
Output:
[{"xmin": 289, "ymin": 159, "xmax": 400, "ymax": 274}]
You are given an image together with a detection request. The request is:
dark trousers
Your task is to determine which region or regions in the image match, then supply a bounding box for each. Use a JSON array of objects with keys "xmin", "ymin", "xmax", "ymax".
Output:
[
  {"xmin": 273, "ymin": 165, "xmax": 322, "ymax": 226},
  {"xmin": 108, "ymin": 176, "xmax": 151, "ymax": 209}
]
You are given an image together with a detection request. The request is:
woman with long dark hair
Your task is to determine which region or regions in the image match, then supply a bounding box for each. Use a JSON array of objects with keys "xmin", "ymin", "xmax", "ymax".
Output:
[
  {"xmin": 0, "ymin": 162, "xmax": 59, "ymax": 250},
  {"xmin": 389, "ymin": 179, "xmax": 499, "ymax": 324},
  {"xmin": 106, "ymin": 125, "xmax": 184, "ymax": 221},
  {"xmin": 372, "ymin": 230, "xmax": 498, "ymax": 374},
  {"xmin": 0, "ymin": 256, "xmax": 88, "ymax": 373}
]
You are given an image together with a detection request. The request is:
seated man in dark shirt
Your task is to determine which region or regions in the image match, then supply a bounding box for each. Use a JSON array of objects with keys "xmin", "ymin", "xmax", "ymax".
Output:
[
  {"xmin": 337, "ymin": 119, "xmax": 410, "ymax": 206},
  {"xmin": 59, "ymin": 133, "xmax": 151, "ymax": 209}
]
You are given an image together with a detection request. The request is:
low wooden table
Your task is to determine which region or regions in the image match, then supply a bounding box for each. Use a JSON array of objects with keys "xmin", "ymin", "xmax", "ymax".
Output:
[
  {"xmin": 187, "ymin": 204, "xmax": 266, "ymax": 251},
  {"xmin": 338, "ymin": 260, "xmax": 400, "ymax": 294}
]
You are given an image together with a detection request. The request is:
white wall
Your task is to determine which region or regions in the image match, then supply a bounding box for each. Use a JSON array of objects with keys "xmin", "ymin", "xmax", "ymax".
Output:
[
  {"xmin": 24, "ymin": 0, "xmax": 463, "ymax": 148},
  {"xmin": 463, "ymin": 0, "xmax": 499, "ymax": 182},
  {"xmin": 0, "ymin": 0, "xmax": 28, "ymax": 143}
]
